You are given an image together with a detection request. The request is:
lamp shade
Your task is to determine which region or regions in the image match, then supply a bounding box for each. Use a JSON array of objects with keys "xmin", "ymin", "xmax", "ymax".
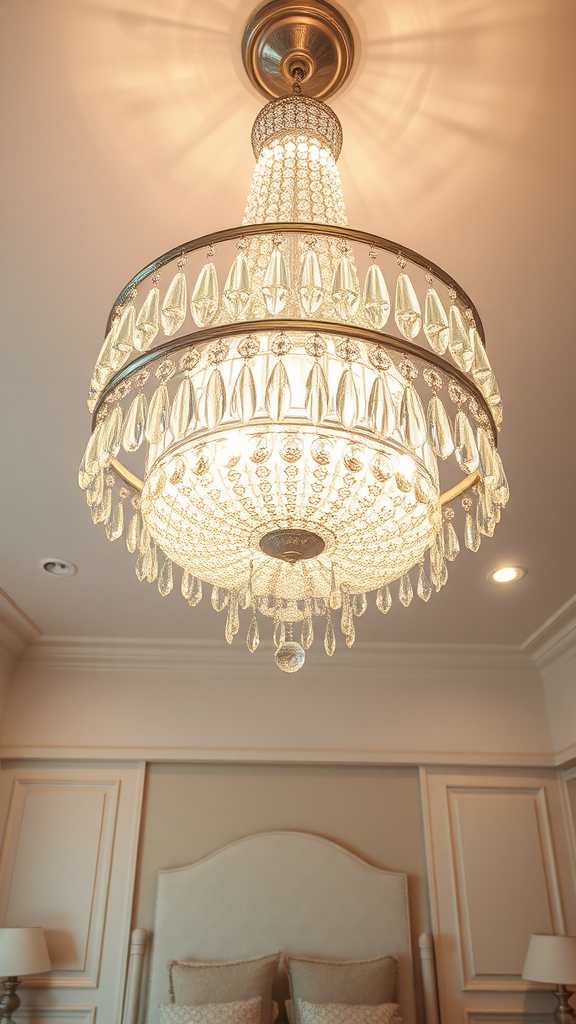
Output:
[
  {"xmin": 523, "ymin": 934, "xmax": 576, "ymax": 985},
  {"xmin": 0, "ymin": 928, "xmax": 51, "ymax": 977}
]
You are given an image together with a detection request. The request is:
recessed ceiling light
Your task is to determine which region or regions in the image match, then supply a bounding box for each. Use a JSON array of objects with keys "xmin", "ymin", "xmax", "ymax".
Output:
[
  {"xmin": 489, "ymin": 566, "xmax": 526, "ymax": 584},
  {"xmin": 40, "ymin": 558, "xmax": 77, "ymax": 577}
]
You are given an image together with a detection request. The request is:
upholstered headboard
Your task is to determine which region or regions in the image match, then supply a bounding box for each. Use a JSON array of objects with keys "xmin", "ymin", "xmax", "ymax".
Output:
[{"xmin": 123, "ymin": 832, "xmax": 438, "ymax": 1024}]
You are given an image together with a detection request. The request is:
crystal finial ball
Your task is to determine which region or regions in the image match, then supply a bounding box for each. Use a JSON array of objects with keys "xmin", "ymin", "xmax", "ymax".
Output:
[{"xmin": 275, "ymin": 641, "xmax": 306, "ymax": 673}]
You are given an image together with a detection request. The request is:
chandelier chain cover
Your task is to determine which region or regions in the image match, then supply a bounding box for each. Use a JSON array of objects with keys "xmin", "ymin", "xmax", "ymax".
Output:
[{"xmin": 80, "ymin": 84, "xmax": 507, "ymax": 673}]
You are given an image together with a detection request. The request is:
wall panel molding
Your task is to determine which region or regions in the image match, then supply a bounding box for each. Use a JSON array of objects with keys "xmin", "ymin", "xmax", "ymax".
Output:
[{"xmin": 13, "ymin": 1009, "xmax": 95, "ymax": 1023}]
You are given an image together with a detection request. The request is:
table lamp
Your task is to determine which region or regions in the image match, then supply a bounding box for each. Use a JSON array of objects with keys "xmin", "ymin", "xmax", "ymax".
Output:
[
  {"xmin": 523, "ymin": 934, "xmax": 576, "ymax": 1023},
  {"xmin": 0, "ymin": 927, "xmax": 51, "ymax": 1021}
]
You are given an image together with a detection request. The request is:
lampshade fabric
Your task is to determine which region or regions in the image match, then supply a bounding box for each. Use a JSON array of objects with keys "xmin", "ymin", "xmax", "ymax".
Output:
[
  {"xmin": 0, "ymin": 927, "xmax": 51, "ymax": 977},
  {"xmin": 522, "ymin": 934, "xmax": 576, "ymax": 985}
]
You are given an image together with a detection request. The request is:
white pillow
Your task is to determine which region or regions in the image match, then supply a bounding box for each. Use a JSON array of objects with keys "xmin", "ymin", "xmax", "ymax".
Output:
[
  {"xmin": 160, "ymin": 997, "xmax": 262, "ymax": 1024},
  {"xmin": 298, "ymin": 999, "xmax": 401, "ymax": 1024}
]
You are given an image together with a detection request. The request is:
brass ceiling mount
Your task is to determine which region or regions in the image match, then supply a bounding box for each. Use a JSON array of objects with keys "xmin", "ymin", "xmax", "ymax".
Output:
[{"xmin": 242, "ymin": 0, "xmax": 355, "ymax": 101}]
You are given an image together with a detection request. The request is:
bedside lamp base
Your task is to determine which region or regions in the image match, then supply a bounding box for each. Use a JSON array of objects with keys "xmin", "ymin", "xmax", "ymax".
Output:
[
  {"xmin": 0, "ymin": 976, "xmax": 21, "ymax": 1021},
  {"xmin": 554, "ymin": 984, "xmax": 576, "ymax": 1024}
]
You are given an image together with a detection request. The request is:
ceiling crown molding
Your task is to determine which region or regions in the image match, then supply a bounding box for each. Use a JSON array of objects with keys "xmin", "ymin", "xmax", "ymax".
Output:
[{"xmin": 522, "ymin": 593, "xmax": 576, "ymax": 676}]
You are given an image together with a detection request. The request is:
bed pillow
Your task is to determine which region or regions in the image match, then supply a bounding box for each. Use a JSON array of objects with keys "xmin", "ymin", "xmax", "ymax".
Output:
[
  {"xmin": 159, "ymin": 997, "xmax": 261, "ymax": 1024},
  {"xmin": 298, "ymin": 1000, "xmax": 401, "ymax": 1024},
  {"xmin": 168, "ymin": 953, "xmax": 280, "ymax": 1024},
  {"xmin": 286, "ymin": 956, "xmax": 398, "ymax": 1024}
]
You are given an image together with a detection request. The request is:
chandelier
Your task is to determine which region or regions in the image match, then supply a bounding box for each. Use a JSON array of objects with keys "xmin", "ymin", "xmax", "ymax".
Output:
[{"xmin": 79, "ymin": 0, "xmax": 507, "ymax": 672}]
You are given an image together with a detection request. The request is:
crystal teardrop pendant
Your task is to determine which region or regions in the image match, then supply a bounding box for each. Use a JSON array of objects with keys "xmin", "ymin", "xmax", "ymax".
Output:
[
  {"xmin": 135, "ymin": 286, "xmax": 160, "ymax": 351},
  {"xmin": 232, "ymin": 363, "xmax": 257, "ymax": 423},
  {"xmin": 454, "ymin": 410, "xmax": 479, "ymax": 473},
  {"xmin": 273, "ymin": 619, "xmax": 286, "ymax": 648},
  {"xmin": 345, "ymin": 620, "xmax": 356, "ymax": 648},
  {"xmin": 145, "ymin": 384, "xmax": 170, "ymax": 444},
  {"xmin": 305, "ymin": 361, "xmax": 329, "ymax": 425},
  {"xmin": 123, "ymin": 393, "xmax": 147, "ymax": 452},
  {"xmin": 239, "ymin": 587, "xmax": 251, "ymax": 610},
  {"xmin": 340, "ymin": 588, "xmax": 352, "ymax": 635},
  {"xmin": 299, "ymin": 248, "xmax": 323, "ymax": 315},
  {"xmin": 423, "ymin": 288, "xmax": 449, "ymax": 353},
  {"xmin": 211, "ymin": 586, "xmax": 229, "ymax": 612},
  {"xmin": 102, "ymin": 406, "xmax": 123, "ymax": 458},
  {"xmin": 161, "ymin": 272, "xmax": 187, "ymax": 336},
  {"xmin": 105, "ymin": 497, "xmax": 124, "ymax": 541},
  {"xmin": 465, "ymin": 509, "xmax": 480, "ymax": 551},
  {"xmin": 324, "ymin": 614, "xmax": 336, "ymax": 656},
  {"xmin": 331, "ymin": 255, "xmax": 360, "ymax": 318},
  {"xmin": 126, "ymin": 511, "xmax": 141, "ymax": 553},
  {"xmin": 443, "ymin": 520, "xmax": 460, "ymax": 561},
  {"xmin": 79, "ymin": 426, "xmax": 101, "ymax": 488},
  {"xmin": 301, "ymin": 616, "xmax": 313, "ymax": 650},
  {"xmin": 352, "ymin": 592, "xmax": 367, "ymax": 617},
  {"xmin": 486, "ymin": 381, "xmax": 503, "ymax": 428},
  {"xmin": 87, "ymin": 468, "xmax": 104, "ymax": 508},
  {"xmin": 170, "ymin": 377, "xmax": 196, "ymax": 440},
  {"xmin": 92, "ymin": 487, "xmax": 112, "ymax": 524},
  {"xmin": 395, "ymin": 273, "xmax": 422, "ymax": 340},
  {"xmin": 265, "ymin": 360, "xmax": 291, "ymax": 421},
  {"xmin": 247, "ymin": 615, "xmax": 260, "ymax": 652},
  {"xmin": 204, "ymin": 368, "xmax": 226, "ymax": 429},
  {"xmin": 263, "ymin": 248, "xmax": 290, "ymax": 315},
  {"xmin": 188, "ymin": 576, "xmax": 202, "ymax": 606},
  {"xmin": 448, "ymin": 305, "xmax": 474, "ymax": 372},
  {"xmin": 363, "ymin": 264, "xmax": 390, "ymax": 329},
  {"xmin": 223, "ymin": 253, "xmax": 251, "ymax": 319},
  {"xmin": 181, "ymin": 569, "xmax": 193, "ymax": 600},
  {"xmin": 477, "ymin": 427, "xmax": 496, "ymax": 482},
  {"xmin": 225, "ymin": 592, "xmax": 239, "ymax": 643},
  {"xmin": 158, "ymin": 557, "xmax": 174, "ymax": 596},
  {"xmin": 376, "ymin": 584, "xmax": 391, "ymax": 614},
  {"xmin": 398, "ymin": 573, "xmax": 413, "ymax": 607},
  {"xmin": 492, "ymin": 451, "xmax": 509, "ymax": 507},
  {"xmin": 470, "ymin": 328, "xmax": 494, "ymax": 390},
  {"xmin": 145, "ymin": 541, "xmax": 159, "ymax": 583},
  {"xmin": 135, "ymin": 552, "xmax": 146, "ymax": 582},
  {"xmin": 400, "ymin": 386, "xmax": 427, "ymax": 449},
  {"xmin": 113, "ymin": 305, "xmax": 135, "ymax": 354},
  {"xmin": 368, "ymin": 374, "xmax": 395, "ymax": 437},
  {"xmin": 417, "ymin": 563, "xmax": 432, "ymax": 602},
  {"xmin": 190, "ymin": 262, "xmax": 219, "ymax": 327},
  {"xmin": 336, "ymin": 365, "xmax": 358, "ymax": 429},
  {"xmin": 427, "ymin": 395, "xmax": 454, "ymax": 459}
]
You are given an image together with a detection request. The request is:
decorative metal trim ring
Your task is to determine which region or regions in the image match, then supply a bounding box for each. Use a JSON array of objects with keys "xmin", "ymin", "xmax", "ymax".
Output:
[{"xmin": 107, "ymin": 222, "xmax": 486, "ymax": 343}]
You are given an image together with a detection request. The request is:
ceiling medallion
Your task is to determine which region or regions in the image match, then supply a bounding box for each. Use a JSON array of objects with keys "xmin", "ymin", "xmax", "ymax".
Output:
[{"xmin": 79, "ymin": 0, "xmax": 508, "ymax": 672}]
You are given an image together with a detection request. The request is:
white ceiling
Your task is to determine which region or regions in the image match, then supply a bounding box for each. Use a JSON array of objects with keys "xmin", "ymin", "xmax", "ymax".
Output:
[{"xmin": 1, "ymin": 0, "xmax": 574, "ymax": 648}]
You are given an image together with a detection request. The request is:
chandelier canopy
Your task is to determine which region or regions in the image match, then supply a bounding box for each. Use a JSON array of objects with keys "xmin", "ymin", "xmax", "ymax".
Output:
[{"xmin": 79, "ymin": 1, "xmax": 507, "ymax": 672}]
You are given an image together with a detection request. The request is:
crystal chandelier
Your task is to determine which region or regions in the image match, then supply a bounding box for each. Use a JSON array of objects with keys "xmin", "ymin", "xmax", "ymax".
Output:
[{"xmin": 79, "ymin": 0, "xmax": 507, "ymax": 672}]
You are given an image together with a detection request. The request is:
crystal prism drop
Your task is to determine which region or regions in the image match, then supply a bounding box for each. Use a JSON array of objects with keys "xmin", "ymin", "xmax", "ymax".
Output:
[
  {"xmin": 102, "ymin": 406, "xmax": 123, "ymax": 458},
  {"xmin": 345, "ymin": 620, "xmax": 355, "ymax": 648},
  {"xmin": 454, "ymin": 410, "xmax": 479, "ymax": 473},
  {"xmin": 477, "ymin": 427, "xmax": 496, "ymax": 482},
  {"xmin": 204, "ymin": 368, "xmax": 226, "ymax": 429},
  {"xmin": 423, "ymin": 441, "xmax": 440, "ymax": 492},
  {"xmin": 145, "ymin": 541, "xmax": 158, "ymax": 583},
  {"xmin": 313, "ymin": 597, "xmax": 327, "ymax": 616},
  {"xmin": 324, "ymin": 615, "xmax": 336, "ymax": 656},
  {"xmin": 299, "ymin": 249, "xmax": 323, "ymax": 315},
  {"xmin": 368, "ymin": 374, "xmax": 395, "ymax": 437},
  {"xmin": 145, "ymin": 384, "xmax": 170, "ymax": 444},
  {"xmin": 263, "ymin": 248, "xmax": 290, "ymax": 315},
  {"xmin": 336, "ymin": 366, "xmax": 358, "ymax": 429},
  {"xmin": 181, "ymin": 569, "xmax": 193, "ymax": 600},
  {"xmin": 232, "ymin": 364, "xmax": 257, "ymax": 424},
  {"xmin": 427, "ymin": 395, "xmax": 454, "ymax": 459},
  {"xmin": 486, "ymin": 381, "xmax": 503, "ymax": 428},
  {"xmin": 363, "ymin": 264, "xmax": 390, "ymax": 329},
  {"xmin": 376, "ymin": 585, "xmax": 391, "ymax": 614},
  {"xmin": 239, "ymin": 587, "xmax": 251, "ymax": 611},
  {"xmin": 113, "ymin": 305, "xmax": 135, "ymax": 353},
  {"xmin": 398, "ymin": 573, "xmax": 413, "ymax": 607},
  {"xmin": 135, "ymin": 552, "xmax": 146, "ymax": 581},
  {"xmin": 87, "ymin": 469, "xmax": 104, "ymax": 508},
  {"xmin": 211, "ymin": 586, "xmax": 229, "ymax": 612},
  {"xmin": 105, "ymin": 497, "xmax": 124, "ymax": 541},
  {"xmin": 188, "ymin": 576, "xmax": 202, "ymax": 606},
  {"xmin": 170, "ymin": 377, "xmax": 196, "ymax": 440},
  {"xmin": 492, "ymin": 451, "xmax": 509, "ymax": 507},
  {"xmin": 158, "ymin": 557, "xmax": 173, "ymax": 596},
  {"xmin": 301, "ymin": 617, "xmax": 313, "ymax": 650},
  {"xmin": 465, "ymin": 510, "xmax": 480, "ymax": 551},
  {"xmin": 161, "ymin": 272, "xmax": 187, "ymax": 336},
  {"xmin": 423, "ymin": 288, "xmax": 449, "ymax": 353},
  {"xmin": 395, "ymin": 273, "xmax": 422, "ymax": 340},
  {"xmin": 223, "ymin": 253, "xmax": 251, "ymax": 319},
  {"xmin": 305, "ymin": 361, "xmax": 329, "ymax": 425},
  {"xmin": 126, "ymin": 511, "xmax": 141, "ymax": 553},
  {"xmin": 352, "ymin": 592, "xmax": 367, "ymax": 617},
  {"xmin": 135, "ymin": 287, "xmax": 159, "ymax": 351},
  {"xmin": 139, "ymin": 524, "xmax": 151, "ymax": 556},
  {"xmin": 247, "ymin": 615, "xmax": 260, "ymax": 653},
  {"xmin": 443, "ymin": 520, "xmax": 460, "ymax": 561},
  {"xmin": 265, "ymin": 360, "xmax": 291, "ymax": 421},
  {"xmin": 400, "ymin": 386, "xmax": 427, "ymax": 449},
  {"xmin": 417, "ymin": 564, "xmax": 432, "ymax": 602},
  {"xmin": 123, "ymin": 393, "xmax": 147, "ymax": 453},
  {"xmin": 190, "ymin": 262, "xmax": 219, "ymax": 327},
  {"xmin": 448, "ymin": 306, "xmax": 474, "ymax": 372},
  {"xmin": 273, "ymin": 619, "xmax": 286, "ymax": 648},
  {"xmin": 225, "ymin": 592, "xmax": 239, "ymax": 643},
  {"xmin": 331, "ymin": 256, "xmax": 360, "ymax": 318},
  {"xmin": 470, "ymin": 328, "xmax": 494, "ymax": 390},
  {"xmin": 79, "ymin": 428, "xmax": 99, "ymax": 488},
  {"xmin": 440, "ymin": 559, "xmax": 449, "ymax": 586},
  {"xmin": 340, "ymin": 589, "xmax": 352, "ymax": 635}
]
